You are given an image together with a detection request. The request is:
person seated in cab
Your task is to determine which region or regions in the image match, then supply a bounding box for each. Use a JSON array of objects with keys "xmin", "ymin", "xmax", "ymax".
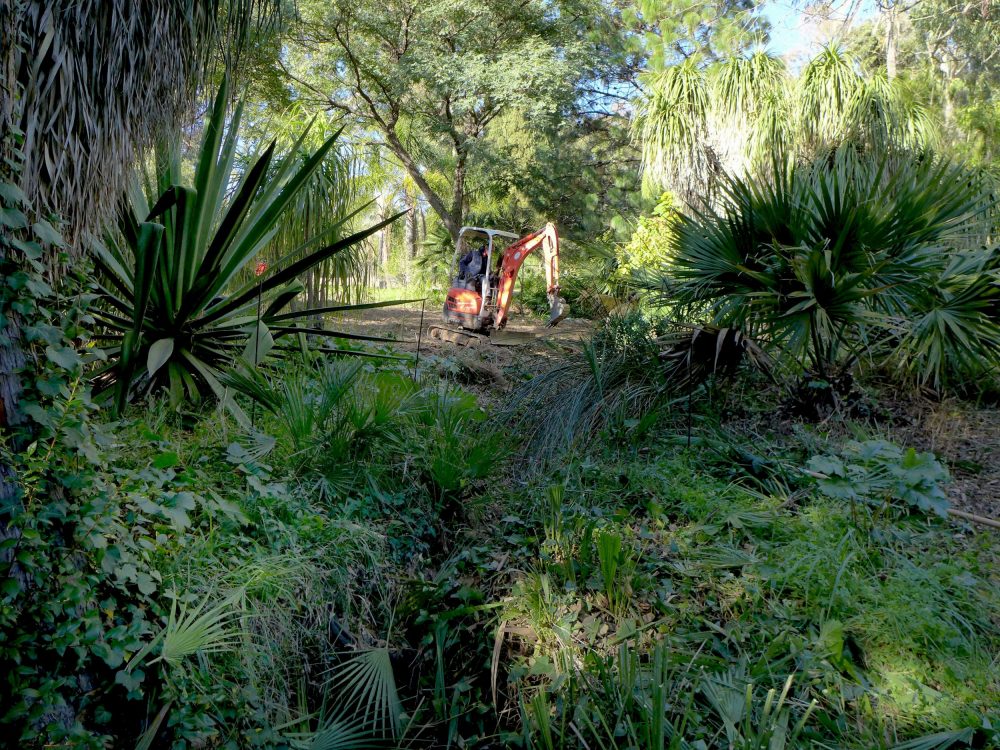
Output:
[{"xmin": 458, "ymin": 240, "xmax": 488, "ymax": 285}]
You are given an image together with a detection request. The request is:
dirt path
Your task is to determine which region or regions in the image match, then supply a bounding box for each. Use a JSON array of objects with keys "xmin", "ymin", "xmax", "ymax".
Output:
[
  {"xmin": 893, "ymin": 398, "xmax": 1000, "ymax": 522},
  {"xmin": 329, "ymin": 302, "xmax": 593, "ymax": 407},
  {"xmin": 333, "ymin": 303, "xmax": 591, "ymax": 351}
]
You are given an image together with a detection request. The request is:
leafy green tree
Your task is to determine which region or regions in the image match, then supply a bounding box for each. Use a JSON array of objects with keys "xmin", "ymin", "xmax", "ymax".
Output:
[
  {"xmin": 281, "ymin": 0, "xmax": 617, "ymax": 240},
  {"xmin": 900, "ymin": 1, "xmax": 999, "ymax": 165},
  {"xmin": 616, "ymin": 192, "xmax": 678, "ymax": 284},
  {"xmin": 842, "ymin": 1, "xmax": 1000, "ymax": 165},
  {"xmin": 627, "ymin": 0, "xmax": 769, "ymax": 69}
]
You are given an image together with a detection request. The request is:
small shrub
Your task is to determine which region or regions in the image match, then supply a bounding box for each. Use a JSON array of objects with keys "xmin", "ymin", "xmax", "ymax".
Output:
[{"xmin": 806, "ymin": 439, "xmax": 950, "ymax": 518}]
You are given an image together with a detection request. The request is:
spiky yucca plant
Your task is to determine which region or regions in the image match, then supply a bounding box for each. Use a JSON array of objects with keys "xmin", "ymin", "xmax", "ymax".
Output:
[{"xmin": 92, "ymin": 80, "xmax": 405, "ymax": 418}]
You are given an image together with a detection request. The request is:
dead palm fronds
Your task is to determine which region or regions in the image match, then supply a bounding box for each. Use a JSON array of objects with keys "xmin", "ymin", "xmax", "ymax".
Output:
[
  {"xmin": 6, "ymin": 0, "xmax": 279, "ymax": 244},
  {"xmin": 657, "ymin": 323, "xmax": 772, "ymax": 392},
  {"xmin": 504, "ymin": 318, "xmax": 769, "ymax": 462}
]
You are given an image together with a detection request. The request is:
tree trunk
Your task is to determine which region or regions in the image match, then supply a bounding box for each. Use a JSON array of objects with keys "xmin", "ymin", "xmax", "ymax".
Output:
[
  {"xmin": 941, "ymin": 58, "xmax": 957, "ymax": 128},
  {"xmin": 451, "ymin": 145, "xmax": 468, "ymax": 235},
  {"xmin": 404, "ymin": 190, "xmax": 417, "ymax": 285},
  {"xmin": 384, "ymin": 129, "xmax": 460, "ymax": 241},
  {"xmin": 376, "ymin": 192, "xmax": 392, "ymax": 288},
  {"xmin": 885, "ymin": 3, "xmax": 898, "ymax": 79}
]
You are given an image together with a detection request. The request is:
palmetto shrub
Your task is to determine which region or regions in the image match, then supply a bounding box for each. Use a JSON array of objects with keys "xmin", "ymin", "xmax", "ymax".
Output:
[
  {"xmin": 661, "ymin": 147, "xmax": 1000, "ymax": 391},
  {"xmin": 92, "ymin": 80, "xmax": 404, "ymax": 418}
]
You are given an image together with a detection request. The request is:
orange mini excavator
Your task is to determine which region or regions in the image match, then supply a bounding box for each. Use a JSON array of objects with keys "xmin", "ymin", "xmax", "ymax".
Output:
[{"xmin": 429, "ymin": 223, "xmax": 568, "ymax": 346}]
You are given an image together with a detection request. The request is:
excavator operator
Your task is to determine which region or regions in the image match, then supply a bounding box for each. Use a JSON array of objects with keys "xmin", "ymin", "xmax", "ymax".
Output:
[{"xmin": 458, "ymin": 239, "xmax": 488, "ymax": 284}]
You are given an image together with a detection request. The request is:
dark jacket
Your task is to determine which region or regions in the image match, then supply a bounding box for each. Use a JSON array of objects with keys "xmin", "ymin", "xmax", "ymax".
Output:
[{"xmin": 459, "ymin": 248, "xmax": 486, "ymax": 279}]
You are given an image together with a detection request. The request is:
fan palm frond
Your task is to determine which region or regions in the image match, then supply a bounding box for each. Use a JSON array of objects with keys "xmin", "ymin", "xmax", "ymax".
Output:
[
  {"xmin": 325, "ymin": 647, "xmax": 402, "ymax": 739},
  {"xmin": 659, "ymin": 146, "xmax": 997, "ymax": 385}
]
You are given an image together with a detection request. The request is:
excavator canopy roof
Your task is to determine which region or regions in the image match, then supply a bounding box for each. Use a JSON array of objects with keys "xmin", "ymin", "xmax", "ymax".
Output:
[{"xmin": 458, "ymin": 226, "xmax": 520, "ymax": 241}]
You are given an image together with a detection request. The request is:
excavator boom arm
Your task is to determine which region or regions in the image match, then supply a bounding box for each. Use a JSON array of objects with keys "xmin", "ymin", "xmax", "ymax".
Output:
[{"xmin": 493, "ymin": 222, "xmax": 564, "ymax": 330}]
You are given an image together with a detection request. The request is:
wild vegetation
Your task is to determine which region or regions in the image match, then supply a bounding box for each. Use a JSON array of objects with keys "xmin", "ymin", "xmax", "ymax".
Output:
[{"xmin": 1, "ymin": 1, "xmax": 998, "ymax": 749}]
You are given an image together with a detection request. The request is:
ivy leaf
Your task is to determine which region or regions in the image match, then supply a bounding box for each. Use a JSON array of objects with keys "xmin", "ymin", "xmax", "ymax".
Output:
[
  {"xmin": 115, "ymin": 669, "xmax": 144, "ymax": 693},
  {"xmin": 25, "ymin": 323, "xmax": 64, "ymax": 345},
  {"xmin": 9, "ymin": 236, "xmax": 42, "ymax": 261},
  {"xmin": 32, "ymin": 220, "xmax": 65, "ymax": 247},
  {"xmin": 135, "ymin": 572, "xmax": 157, "ymax": 596},
  {"xmin": 161, "ymin": 492, "xmax": 197, "ymax": 530},
  {"xmin": 815, "ymin": 475, "xmax": 859, "ymax": 501},
  {"xmin": 2, "ymin": 577, "xmax": 22, "ymax": 597},
  {"xmin": 115, "ymin": 563, "xmax": 138, "ymax": 583},
  {"xmin": 806, "ymin": 455, "xmax": 844, "ymax": 477},
  {"xmin": 153, "ymin": 451, "xmax": 179, "ymax": 469},
  {"xmin": 45, "ymin": 344, "xmax": 81, "ymax": 373},
  {"xmin": 0, "ymin": 206, "xmax": 27, "ymax": 229},
  {"xmin": 0, "ymin": 180, "xmax": 26, "ymax": 204}
]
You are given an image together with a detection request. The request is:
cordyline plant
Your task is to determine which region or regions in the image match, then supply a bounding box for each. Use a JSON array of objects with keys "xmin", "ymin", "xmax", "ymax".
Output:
[{"xmin": 92, "ymin": 80, "xmax": 407, "ymax": 420}]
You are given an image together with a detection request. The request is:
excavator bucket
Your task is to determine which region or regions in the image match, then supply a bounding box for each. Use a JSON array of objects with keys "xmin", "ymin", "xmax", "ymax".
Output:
[{"xmin": 546, "ymin": 295, "xmax": 569, "ymax": 327}]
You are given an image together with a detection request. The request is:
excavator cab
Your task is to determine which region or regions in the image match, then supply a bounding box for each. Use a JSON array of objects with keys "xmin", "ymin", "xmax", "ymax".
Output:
[
  {"xmin": 440, "ymin": 223, "xmax": 568, "ymax": 341},
  {"xmin": 442, "ymin": 227, "xmax": 518, "ymax": 332}
]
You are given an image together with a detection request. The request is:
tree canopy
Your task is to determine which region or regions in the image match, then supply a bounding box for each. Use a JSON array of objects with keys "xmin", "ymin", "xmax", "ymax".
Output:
[{"xmin": 281, "ymin": 0, "xmax": 621, "ymax": 240}]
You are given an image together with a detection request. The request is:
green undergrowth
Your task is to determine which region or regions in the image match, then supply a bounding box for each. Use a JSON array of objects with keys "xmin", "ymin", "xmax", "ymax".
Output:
[
  {"xmin": 3, "ymin": 336, "xmax": 997, "ymax": 747},
  {"xmin": 487, "ymin": 444, "xmax": 998, "ymax": 748}
]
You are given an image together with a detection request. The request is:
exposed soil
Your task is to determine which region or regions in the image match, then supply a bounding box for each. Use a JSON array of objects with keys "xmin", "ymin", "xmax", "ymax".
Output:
[
  {"xmin": 891, "ymin": 397, "xmax": 1000, "ymax": 522},
  {"xmin": 333, "ymin": 303, "xmax": 591, "ymax": 351},
  {"xmin": 331, "ymin": 303, "xmax": 592, "ymax": 408}
]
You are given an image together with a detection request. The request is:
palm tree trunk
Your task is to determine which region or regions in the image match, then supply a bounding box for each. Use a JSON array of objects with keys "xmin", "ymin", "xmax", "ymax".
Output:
[
  {"xmin": 376, "ymin": 192, "xmax": 391, "ymax": 288},
  {"xmin": 405, "ymin": 190, "xmax": 417, "ymax": 285},
  {"xmin": 451, "ymin": 149, "xmax": 467, "ymax": 235},
  {"xmin": 1, "ymin": 0, "xmax": 27, "ymax": 559}
]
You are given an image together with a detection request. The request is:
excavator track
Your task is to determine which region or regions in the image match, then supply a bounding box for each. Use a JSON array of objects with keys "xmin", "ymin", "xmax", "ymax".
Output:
[
  {"xmin": 427, "ymin": 325, "xmax": 489, "ymax": 347},
  {"xmin": 428, "ymin": 325, "xmax": 530, "ymax": 347}
]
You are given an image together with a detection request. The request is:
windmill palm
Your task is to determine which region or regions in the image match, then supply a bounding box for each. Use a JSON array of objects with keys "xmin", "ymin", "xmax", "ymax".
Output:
[{"xmin": 235, "ymin": 109, "xmax": 373, "ymax": 306}]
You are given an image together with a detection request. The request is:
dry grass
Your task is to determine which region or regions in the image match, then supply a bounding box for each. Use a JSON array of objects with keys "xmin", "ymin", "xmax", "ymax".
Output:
[{"xmin": 899, "ymin": 398, "xmax": 1000, "ymax": 520}]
